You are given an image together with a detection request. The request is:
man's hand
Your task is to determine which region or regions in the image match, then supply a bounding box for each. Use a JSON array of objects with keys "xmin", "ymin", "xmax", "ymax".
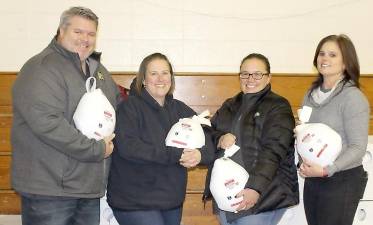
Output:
[{"xmin": 103, "ymin": 133, "xmax": 115, "ymax": 158}]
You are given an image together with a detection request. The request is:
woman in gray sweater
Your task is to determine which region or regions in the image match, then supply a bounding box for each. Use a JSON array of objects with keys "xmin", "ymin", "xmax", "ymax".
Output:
[{"xmin": 298, "ymin": 34, "xmax": 369, "ymax": 225}]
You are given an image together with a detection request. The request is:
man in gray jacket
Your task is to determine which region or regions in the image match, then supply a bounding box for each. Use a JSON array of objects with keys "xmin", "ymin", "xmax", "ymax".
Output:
[{"xmin": 11, "ymin": 6, "xmax": 120, "ymax": 225}]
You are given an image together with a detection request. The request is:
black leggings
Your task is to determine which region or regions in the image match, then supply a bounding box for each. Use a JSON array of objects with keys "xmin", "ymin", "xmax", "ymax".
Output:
[{"xmin": 303, "ymin": 165, "xmax": 368, "ymax": 225}]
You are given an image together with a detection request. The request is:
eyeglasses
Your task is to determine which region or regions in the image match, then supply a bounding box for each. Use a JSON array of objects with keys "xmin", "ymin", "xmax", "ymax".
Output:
[{"xmin": 239, "ymin": 71, "xmax": 269, "ymax": 80}]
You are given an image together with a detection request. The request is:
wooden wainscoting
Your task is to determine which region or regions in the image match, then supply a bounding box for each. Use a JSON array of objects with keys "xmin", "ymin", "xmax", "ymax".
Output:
[
  {"xmin": 1, "ymin": 72, "xmax": 373, "ymax": 225},
  {"xmin": 112, "ymin": 72, "xmax": 373, "ymax": 118}
]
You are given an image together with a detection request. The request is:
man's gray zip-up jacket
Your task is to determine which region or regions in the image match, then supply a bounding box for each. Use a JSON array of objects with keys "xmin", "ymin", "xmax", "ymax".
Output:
[{"xmin": 11, "ymin": 37, "xmax": 120, "ymax": 198}]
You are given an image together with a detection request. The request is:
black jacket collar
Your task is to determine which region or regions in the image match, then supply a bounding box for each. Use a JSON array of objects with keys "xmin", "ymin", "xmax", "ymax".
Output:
[{"xmin": 227, "ymin": 84, "xmax": 271, "ymax": 111}]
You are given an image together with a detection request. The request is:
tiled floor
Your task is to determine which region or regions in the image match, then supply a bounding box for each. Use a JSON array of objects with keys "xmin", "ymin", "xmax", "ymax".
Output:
[{"xmin": 0, "ymin": 215, "xmax": 21, "ymax": 225}]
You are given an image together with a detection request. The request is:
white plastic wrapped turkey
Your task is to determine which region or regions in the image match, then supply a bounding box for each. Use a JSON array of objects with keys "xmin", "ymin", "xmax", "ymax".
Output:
[
  {"xmin": 73, "ymin": 77, "xmax": 116, "ymax": 141},
  {"xmin": 209, "ymin": 145, "xmax": 249, "ymax": 212},
  {"xmin": 165, "ymin": 110, "xmax": 211, "ymax": 149},
  {"xmin": 295, "ymin": 106, "xmax": 342, "ymax": 167}
]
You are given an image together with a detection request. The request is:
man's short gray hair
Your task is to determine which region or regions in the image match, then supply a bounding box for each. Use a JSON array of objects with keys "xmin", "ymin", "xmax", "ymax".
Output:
[{"xmin": 58, "ymin": 6, "xmax": 99, "ymax": 31}]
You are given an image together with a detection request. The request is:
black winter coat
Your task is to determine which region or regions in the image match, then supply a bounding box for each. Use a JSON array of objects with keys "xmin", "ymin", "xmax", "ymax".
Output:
[
  {"xmin": 204, "ymin": 85, "xmax": 299, "ymax": 222},
  {"xmin": 107, "ymin": 86, "xmax": 215, "ymax": 211}
]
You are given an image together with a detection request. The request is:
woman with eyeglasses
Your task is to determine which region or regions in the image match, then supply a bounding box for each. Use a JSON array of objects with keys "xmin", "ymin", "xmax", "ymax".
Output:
[
  {"xmin": 298, "ymin": 34, "xmax": 369, "ymax": 225},
  {"xmin": 203, "ymin": 53, "xmax": 299, "ymax": 225}
]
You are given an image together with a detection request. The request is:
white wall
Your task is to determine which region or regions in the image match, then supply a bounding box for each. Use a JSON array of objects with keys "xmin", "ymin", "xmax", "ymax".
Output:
[{"xmin": 1, "ymin": 0, "xmax": 372, "ymax": 73}]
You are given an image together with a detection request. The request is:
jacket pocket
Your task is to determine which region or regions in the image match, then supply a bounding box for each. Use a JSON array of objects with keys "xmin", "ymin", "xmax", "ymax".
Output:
[{"xmin": 62, "ymin": 156, "xmax": 105, "ymax": 194}]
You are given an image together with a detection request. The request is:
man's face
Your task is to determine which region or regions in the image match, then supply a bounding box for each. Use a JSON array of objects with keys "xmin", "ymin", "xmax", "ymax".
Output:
[{"xmin": 58, "ymin": 16, "xmax": 97, "ymax": 61}]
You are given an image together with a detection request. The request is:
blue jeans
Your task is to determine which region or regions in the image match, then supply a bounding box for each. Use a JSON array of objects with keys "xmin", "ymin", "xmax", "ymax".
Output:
[
  {"xmin": 218, "ymin": 208, "xmax": 286, "ymax": 225},
  {"xmin": 21, "ymin": 194, "xmax": 100, "ymax": 225},
  {"xmin": 113, "ymin": 207, "xmax": 182, "ymax": 225}
]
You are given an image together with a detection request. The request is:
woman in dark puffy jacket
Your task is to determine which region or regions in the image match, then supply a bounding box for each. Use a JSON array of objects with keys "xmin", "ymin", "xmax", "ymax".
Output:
[{"xmin": 204, "ymin": 53, "xmax": 299, "ymax": 225}]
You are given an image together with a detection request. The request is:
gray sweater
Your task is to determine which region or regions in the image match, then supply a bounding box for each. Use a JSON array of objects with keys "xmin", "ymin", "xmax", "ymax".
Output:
[{"xmin": 303, "ymin": 81, "xmax": 370, "ymax": 176}]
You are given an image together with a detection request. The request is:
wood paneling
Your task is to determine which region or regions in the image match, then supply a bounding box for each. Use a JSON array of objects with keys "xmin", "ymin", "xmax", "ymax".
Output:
[
  {"xmin": 0, "ymin": 191, "xmax": 20, "ymax": 214},
  {"xmin": 0, "ymin": 156, "xmax": 11, "ymax": 190},
  {"xmin": 173, "ymin": 76, "xmax": 240, "ymax": 106},
  {"xmin": 0, "ymin": 74, "xmax": 16, "ymax": 108},
  {"xmin": 187, "ymin": 167, "xmax": 208, "ymax": 192},
  {"xmin": 114, "ymin": 73, "xmax": 373, "ymax": 116},
  {"xmin": 271, "ymin": 75, "xmax": 313, "ymax": 109},
  {"xmin": 0, "ymin": 106, "xmax": 12, "ymax": 115},
  {"xmin": 0, "ymin": 116, "xmax": 12, "ymax": 152},
  {"xmin": 182, "ymin": 193, "xmax": 218, "ymax": 225},
  {"xmin": 112, "ymin": 74, "xmax": 136, "ymax": 88}
]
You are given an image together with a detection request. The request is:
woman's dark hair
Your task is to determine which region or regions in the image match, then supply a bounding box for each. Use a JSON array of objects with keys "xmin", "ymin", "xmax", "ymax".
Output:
[
  {"xmin": 240, "ymin": 53, "xmax": 271, "ymax": 74},
  {"xmin": 309, "ymin": 34, "xmax": 360, "ymax": 95},
  {"xmin": 135, "ymin": 53, "xmax": 175, "ymax": 95}
]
